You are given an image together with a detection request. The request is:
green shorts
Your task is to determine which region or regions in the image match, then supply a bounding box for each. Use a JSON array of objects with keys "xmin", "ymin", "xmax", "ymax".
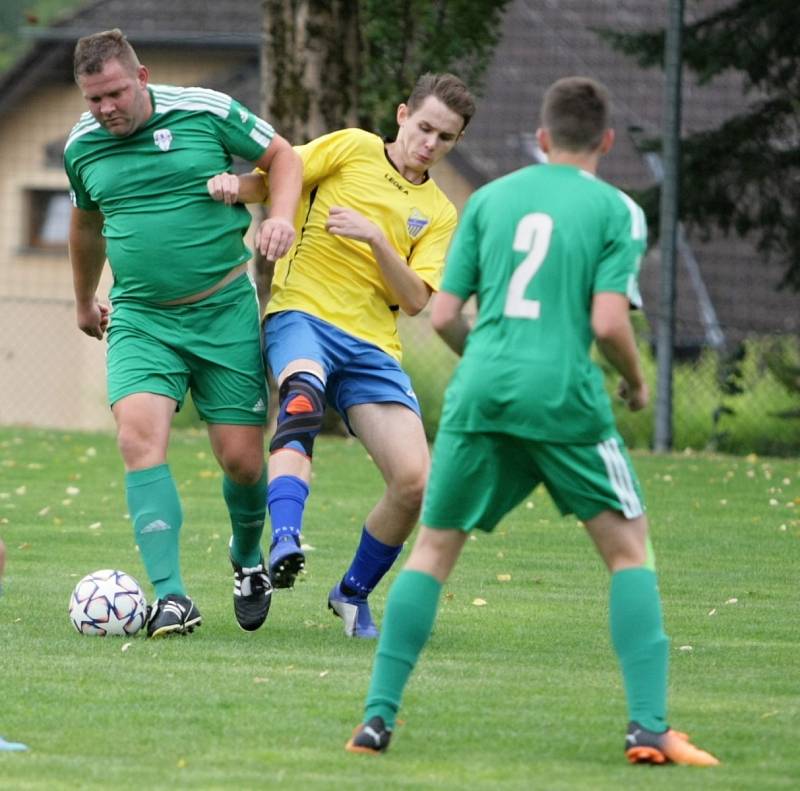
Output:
[
  {"xmin": 422, "ymin": 429, "xmax": 644, "ymax": 532},
  {"xmin": 106, "ymin": 274, "xmax": 267, "ymax": 425}
]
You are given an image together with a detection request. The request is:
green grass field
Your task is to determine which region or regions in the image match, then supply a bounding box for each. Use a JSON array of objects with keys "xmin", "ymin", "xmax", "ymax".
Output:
[{"xmin": 0, "ymin": 427, "xmax": 798, "ymax": 790}]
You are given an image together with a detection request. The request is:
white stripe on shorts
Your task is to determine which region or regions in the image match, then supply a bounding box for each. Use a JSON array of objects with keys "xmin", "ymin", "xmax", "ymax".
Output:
[{"xmin": 596, "ymin": 437, "xmax": 643, "ymax": 519}]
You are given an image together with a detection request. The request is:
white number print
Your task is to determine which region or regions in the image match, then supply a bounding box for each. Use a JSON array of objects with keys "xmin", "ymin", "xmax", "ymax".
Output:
[{"xmin": 503, "ymin": 213, "xmax": 553, "ymax": 319}]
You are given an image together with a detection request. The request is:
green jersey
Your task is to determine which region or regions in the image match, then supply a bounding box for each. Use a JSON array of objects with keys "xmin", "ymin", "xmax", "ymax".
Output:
[
  {"xmin": 64, "ymin": 85, "xmax": 274, "ymax": 302},
  {"xmin": 440, "ymin": 163, "xmax": 646, "ymax": 443}
]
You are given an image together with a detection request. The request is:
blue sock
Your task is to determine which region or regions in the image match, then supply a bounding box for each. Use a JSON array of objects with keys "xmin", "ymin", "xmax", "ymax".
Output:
[
  {"xmin": 341, "ymin": 526, "xmax": 403, "ymax": 598},
  {"xmin": 267, "ymin": 475, "xmax": 310, "ymax": 545}
]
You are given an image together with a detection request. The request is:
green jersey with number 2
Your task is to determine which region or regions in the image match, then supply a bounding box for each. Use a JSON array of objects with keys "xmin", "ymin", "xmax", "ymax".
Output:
[{"xmin": 439, "ymin": 163, "xmax": 646, "ymax": 443}]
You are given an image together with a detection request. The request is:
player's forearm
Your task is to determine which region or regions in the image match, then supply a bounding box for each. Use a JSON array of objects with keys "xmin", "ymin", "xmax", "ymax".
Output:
[
  {"xmin": 239, "ymin": 173, "xmax": 269, "ymax": 203},
  {"xmin": 595, "ymin": 323, "xmax": 645, "ymax": 390},
  {"xmin": 264, "ymin": 145, "xmax": 302, "ymax": 222},
  {"xmin": 370, "ymin": 234, "xmax": 431, "ymax": 315},
  {"xmin": 69, "ymin": 215, "xmax": 106, "ymax": 306},
  {"xmin": 431, "ymin": 291, "xmax": 470, "ymax": 355},
  {"xmin": 434, "ymin": 316, "xmax": 469, "ymax": 356}
]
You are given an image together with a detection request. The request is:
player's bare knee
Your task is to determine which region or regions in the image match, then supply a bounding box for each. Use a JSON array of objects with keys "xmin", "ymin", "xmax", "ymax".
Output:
[
  {"xmin": 220, "ymin": 454, "xmax": 264, "ymax": 485},
  {"xmin": 116, "ymin": 424, "xmax": 158, "ymax": 467},
  {"xmin": 389, "ymin": 468, "xmax": 427, "ymax": 514}
]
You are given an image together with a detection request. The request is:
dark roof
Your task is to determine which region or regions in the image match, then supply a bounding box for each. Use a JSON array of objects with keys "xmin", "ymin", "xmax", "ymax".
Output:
[
  {"xmin": 0, "ymin": 0, "xmax": 260, "ymax": 119},
  {"xmin": 27, "ymin": 0, "xmax": 261, "ymax": 44}
]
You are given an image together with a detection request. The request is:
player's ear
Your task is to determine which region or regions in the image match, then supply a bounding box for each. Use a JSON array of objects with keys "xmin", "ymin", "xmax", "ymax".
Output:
[
  {"xmin": 136, "ymin": 65, "xmax": 149, "ymax": 89},
  {"xmin": 536, "ymin": 127, "xmax": 550, "ymax": 153},
  {"xmin": 396, "ymin": 103, "xmax": 409, "ymax": 126},
  {"xmin": 599, "ymin": 128, "xmax": 615, "ymax": 155}
]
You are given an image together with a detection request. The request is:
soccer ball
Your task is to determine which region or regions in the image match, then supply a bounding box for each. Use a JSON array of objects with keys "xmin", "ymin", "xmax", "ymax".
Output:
[{"xmin": 68, "ymin": 569, "xmax": 147, "ymax": 636}]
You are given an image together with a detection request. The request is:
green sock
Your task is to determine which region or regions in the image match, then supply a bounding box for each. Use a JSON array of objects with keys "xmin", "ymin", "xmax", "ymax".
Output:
[
  {"xmin": 126, "ymin": 464, "xmax": 184, "ymax": 599},
  {"xmin": 364, "ymin": 570, "xmax": 443, "ymax": 729},
  {"xmin": 224, "ymin": 469, "xmax": 267, "ymax": 568},
  {"xmin": 609, "ymin": 567, "xmax": 669, "ymax": 732}
]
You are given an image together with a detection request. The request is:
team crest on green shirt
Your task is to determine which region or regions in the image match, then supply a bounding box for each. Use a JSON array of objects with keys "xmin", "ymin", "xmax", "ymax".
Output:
[
  {"xmin": 407, "ymin": 208, "xmax": 429, "ymax": 238},
  {"xmin": 153, "ymin": 129, "xmax": 173, "ymax": 151}
]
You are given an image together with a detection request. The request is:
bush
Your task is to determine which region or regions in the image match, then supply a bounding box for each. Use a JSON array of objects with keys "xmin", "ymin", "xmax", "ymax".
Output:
[{"xmin": 402, "ymin": 313, "xmax": 800, "ymax": 456}]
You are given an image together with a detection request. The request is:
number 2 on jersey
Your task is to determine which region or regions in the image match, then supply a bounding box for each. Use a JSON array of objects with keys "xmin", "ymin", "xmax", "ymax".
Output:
[{"xmin": 504, "ymin": 213, "xmax": 553, "ymax": 319}]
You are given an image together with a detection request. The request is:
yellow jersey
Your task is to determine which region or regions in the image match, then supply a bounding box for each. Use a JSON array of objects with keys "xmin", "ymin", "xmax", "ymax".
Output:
[{"xmin": 263, "ymin": 128, "xmax": 457, "ymax": 360}]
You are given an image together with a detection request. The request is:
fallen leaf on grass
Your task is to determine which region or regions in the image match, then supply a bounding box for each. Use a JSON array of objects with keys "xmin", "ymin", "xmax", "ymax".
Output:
[
  {"xmin": 725, "ymin": 598, "xmax": 738, "ymax": 605},
  {"xmin": 496, "ymin": 574, "xmax": 511, "ymax": 582},
  {"xmin": 678, "ymin": 645, "xmax": 693, "ymax": 652},
  {"xmin": 88, "ymin": 522, "xmax": 101, "ymax": 530},
  {"xmin": 319, "ymin": 670, "xmax": 329, "ymax": 678},
  {"xmin": 708, "ymin": 608, "xmax": 717, "ymax": 616},
  {"xmin": 37, "ymin": 506, "xmax": 50, "ymax": 516},
  {"xmin": 253, "ymin": 677, "xmax": 268, "ymax": 684},
  {"xmin": 121, "ymin": 642, "xmax": 132, "ymax": 652},
  {"xmin": 472, "ymin": 598, "xmax": 487, "ymax": 607}
]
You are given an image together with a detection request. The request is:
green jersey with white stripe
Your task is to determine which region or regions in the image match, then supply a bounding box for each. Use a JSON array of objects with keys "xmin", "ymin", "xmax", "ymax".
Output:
[
  {"xmin": 64, "ymin": 85, "xmax": 274, "ymax": 303},
  {"xmin": 440, "ymin": 163, "xmax": 647, "ymax": 443}
]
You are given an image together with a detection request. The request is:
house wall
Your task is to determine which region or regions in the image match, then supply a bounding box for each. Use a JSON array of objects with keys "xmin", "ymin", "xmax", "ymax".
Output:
[{"xmin": 0, "ymin": 51, "xmax": 258, "ymax": 430}]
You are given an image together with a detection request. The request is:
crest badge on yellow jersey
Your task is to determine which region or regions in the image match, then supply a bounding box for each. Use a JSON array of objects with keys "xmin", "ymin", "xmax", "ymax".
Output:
[{"xmin": 407, "ymin": 209, "xmax": 429, "ymax": 238}]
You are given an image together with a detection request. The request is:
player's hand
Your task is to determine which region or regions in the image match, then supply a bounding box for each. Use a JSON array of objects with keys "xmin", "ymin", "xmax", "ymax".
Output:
[
  {"xmin": 325, "ymin": 206, "xmax": 378, "ymax": 244},
  {"xmin": 618, "ymin": 379, "xmax": 649, "ymax": 412},
  {"xmin": 76, "ymin": 300, "xmax": 110, "ymax": 340},
  {"xmin": 206, "ymin": 173, "xmax": 241, "ymax": 205},
  {"xmin": 256, "ymin": 217, "xmax": 296, "ymax": 261}
]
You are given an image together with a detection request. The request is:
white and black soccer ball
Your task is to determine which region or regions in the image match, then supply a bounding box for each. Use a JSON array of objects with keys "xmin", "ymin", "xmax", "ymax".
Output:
[{"xmin": 68, "ymin": 569, "xmax": 147, "ymax": 636}]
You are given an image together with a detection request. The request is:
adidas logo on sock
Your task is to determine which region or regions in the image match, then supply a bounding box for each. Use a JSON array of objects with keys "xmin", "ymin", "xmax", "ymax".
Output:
[{"xmin": 140, "ymin": 519, "xmax": 171, "ymax": 533}]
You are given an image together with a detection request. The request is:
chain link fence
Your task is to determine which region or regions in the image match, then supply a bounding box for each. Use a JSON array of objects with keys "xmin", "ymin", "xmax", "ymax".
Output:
[{"xmin": 1, "ymin": 0, "xmax": 798, "ymax": 455}]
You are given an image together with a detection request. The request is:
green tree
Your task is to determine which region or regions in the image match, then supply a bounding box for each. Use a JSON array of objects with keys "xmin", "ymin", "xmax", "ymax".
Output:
[
  {"xmin": 600, "ymin": 0, "xmax": 800, "ymax": 291},
  {"xmin": 261, "ymin": 0, "xmax": 510, "ymax": 139}
]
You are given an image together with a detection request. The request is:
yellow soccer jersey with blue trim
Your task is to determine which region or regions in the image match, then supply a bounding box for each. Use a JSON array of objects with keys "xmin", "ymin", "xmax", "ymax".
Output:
[{"xmin": 264, "ymin": 128, "xmax": 457, "ymax": 360}]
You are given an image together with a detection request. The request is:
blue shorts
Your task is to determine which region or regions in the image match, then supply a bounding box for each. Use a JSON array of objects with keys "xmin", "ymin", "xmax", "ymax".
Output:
[{"xmin": 264, "ymin": 310, "xmax": 421, "ymax": 432}]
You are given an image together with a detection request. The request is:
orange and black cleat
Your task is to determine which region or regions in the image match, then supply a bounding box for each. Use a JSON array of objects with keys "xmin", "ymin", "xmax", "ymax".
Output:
[
  {"xmin": 625, "ymin": 721, "xmax": 720, "ymax": 766},
  {"xmin": 345, "ymin": 716, "xmax": 393, "ymax": 755}
]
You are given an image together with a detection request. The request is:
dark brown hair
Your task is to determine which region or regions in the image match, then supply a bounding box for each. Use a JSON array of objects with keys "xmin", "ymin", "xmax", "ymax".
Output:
[
  {"xmin": 407, "ymin": 73, "xmax": 476, "ymax": 131},
  {"xmin": 73, "ymin": 28, "xmax": 140, "ymax": 80},
  {"xmin": 541, "ymin": 77, "xmax": 611, "ymax": 152}
]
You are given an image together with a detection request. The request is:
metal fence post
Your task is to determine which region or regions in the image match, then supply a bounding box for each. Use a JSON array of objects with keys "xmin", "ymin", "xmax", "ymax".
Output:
[{"xmin": 654, "ymin": 0, "xmax": 684, "ymax": 451}]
